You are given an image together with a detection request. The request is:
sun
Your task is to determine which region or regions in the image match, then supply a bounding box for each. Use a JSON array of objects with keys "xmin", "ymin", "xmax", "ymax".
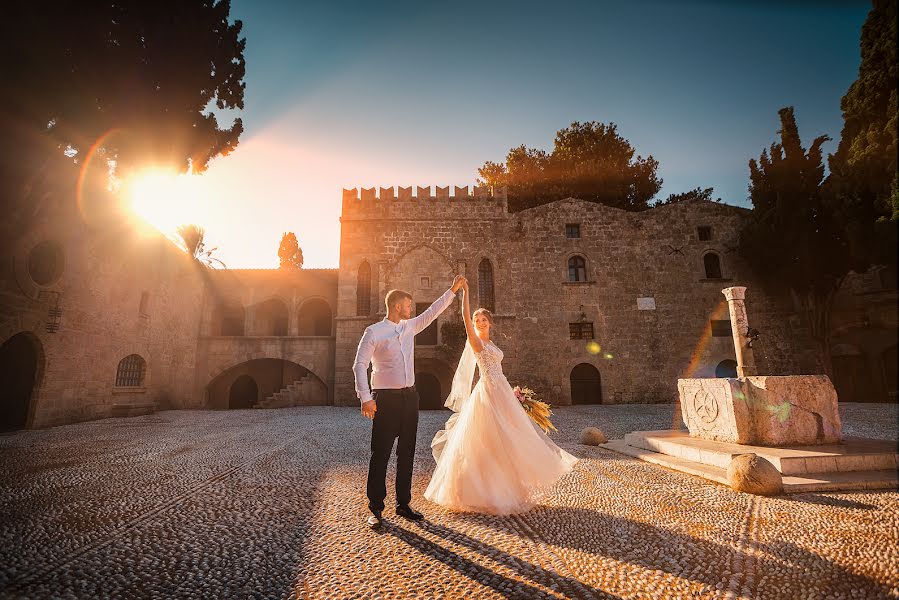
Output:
[{"xmin": 125, "ymin": 170, "xmax": 208, "ymax": 234}]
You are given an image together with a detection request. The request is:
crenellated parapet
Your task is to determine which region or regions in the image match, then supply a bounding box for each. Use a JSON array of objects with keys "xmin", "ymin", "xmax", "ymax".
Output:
[{"xmin": 341, "ymin": 185, "xmax": 508, "ymax": 220}]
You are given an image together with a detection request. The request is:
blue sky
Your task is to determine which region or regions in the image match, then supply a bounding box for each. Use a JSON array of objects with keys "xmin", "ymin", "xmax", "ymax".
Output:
[{"xmin": 193, "ymin": 0, "xmax": 870, "ymax": 268}]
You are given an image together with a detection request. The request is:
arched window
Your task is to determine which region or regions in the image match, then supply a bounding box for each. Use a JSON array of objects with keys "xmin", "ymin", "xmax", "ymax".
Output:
[
  {"xmin": 298, "ymin": 299, "xmax": 333, "ymax": 336},
  {"xmin": 254, "ymin": 299, "xmax": 289, "ymax": 336},
  {"xmin": 568, "ymin": 256, "xmax": 587, "ymax": 282},
  {"xmin": 115, "ymin": 354, "xmax": 146, "ymax": 387},
  {"xmin": 357, "ymin": 261, "xmax": 371, "ymax": 316},
  {"xmin": 215, "ymin": 304, "xmax": 245, "ymax": 336},
  {"xmin": 477, "ymin": 258, "xmax": 495, "ymax": 312},
  {"xmin": 704, "ymin": 252, "xmax": 723, "ymax": 279}
]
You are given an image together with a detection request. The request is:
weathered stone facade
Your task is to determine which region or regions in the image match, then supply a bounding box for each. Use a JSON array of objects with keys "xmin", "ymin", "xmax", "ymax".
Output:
[
  {"xmin": 0, "ymin": 171, "xmax": 206, "ymax": 428},
  {"xmin": 2, "ymin": 174, "xmax": 895, "ymax": 430},
  {"xmin": 333, "ymin": 186, "xmax": 823, "ymax": 408}
]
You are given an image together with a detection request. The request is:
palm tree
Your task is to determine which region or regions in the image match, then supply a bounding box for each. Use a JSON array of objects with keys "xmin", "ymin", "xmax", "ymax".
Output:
[{"xmin": 176, "ymin": 224, "xmax": 226, "ymax": 268}]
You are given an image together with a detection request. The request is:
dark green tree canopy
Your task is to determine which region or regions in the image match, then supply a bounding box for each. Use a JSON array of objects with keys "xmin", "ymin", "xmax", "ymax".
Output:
[
  {"xmin": 278, "ymin": 232, "xmax": 304, "ymax": 270},
  {"xmin": 653, "ymin": 186, "xmax": 721, "ymax": 207},
  {"xmin": 477, "ymin": 121, "xmax": 662, "ymax": 212},
  {"xmin": 827, "ymin": 0, "xmax": 897, "ymax": 265},
  {"xmin": 1, "ymin": 0, "xmax": 246, "ymax": 190},
  {"xmin": 741, "ymin": 107, "xmax": 844, "ymax": 294}
]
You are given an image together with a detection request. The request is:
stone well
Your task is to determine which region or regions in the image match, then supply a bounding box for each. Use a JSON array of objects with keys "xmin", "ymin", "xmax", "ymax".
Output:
[{"xmin": 678, "ymin": 375, "xmax": 842, "ymax": 446}]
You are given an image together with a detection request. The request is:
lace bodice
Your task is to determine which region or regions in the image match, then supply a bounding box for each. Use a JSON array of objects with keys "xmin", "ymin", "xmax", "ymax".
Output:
[{"xmin": 475, "ymin": 341, "xmax": 505, "ymax": 382}]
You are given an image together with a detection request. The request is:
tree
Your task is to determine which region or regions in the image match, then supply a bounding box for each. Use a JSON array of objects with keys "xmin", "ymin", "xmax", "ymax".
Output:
[
  {"xmin": 653, "ymin": 186, "xmax": 721, "ymax": 207},
  {"xmin": 477, "ymin": 121, "xmax": 662, "ymax": 212},
  {"xmin": 826, "ymin": 0, "xmax": 897, "ymax": 269},
  {"xmin": 278, "ymin": 232, "xmax": 304, "ymax": 269},
  {"xmin": 177, "ymin": 224, "xmax": 226, "ymax": 268},
  {"xmin": 739, "ymin": 107, "xmax": 849, "ymax": 376},
  {"xmin": 1, "ymin": 1, "xmax": 246, "ymax": 230}
]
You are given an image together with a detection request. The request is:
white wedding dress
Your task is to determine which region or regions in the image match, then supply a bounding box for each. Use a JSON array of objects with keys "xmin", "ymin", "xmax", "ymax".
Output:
[{"xmin": 424, "ymin": 340, "xmax": 578, "ymax": 515}]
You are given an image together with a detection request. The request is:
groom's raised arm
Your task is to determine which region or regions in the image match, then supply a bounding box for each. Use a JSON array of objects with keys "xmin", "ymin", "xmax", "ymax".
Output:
[
  {"xmin": 353, "ymin": 327, "xmax": 376, "ymax": 404},
  {"xmin": 407, "ymin": 287, "xmax": 456, "ymax": 335}
]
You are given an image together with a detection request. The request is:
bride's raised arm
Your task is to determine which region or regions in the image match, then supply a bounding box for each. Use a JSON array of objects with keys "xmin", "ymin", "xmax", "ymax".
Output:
[{"xmin": 461, "ymin": 281, "xmax": 484, "ymax": 353}]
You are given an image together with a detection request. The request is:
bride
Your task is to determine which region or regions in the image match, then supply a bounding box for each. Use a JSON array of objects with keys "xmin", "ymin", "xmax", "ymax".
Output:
[{"xmin": 424, "ymin": 280, "xmax": 577, "ymax": 515}]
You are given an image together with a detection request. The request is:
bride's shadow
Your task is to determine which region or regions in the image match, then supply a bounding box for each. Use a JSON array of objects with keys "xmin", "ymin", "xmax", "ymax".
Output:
[{"xmin": 384, "ymin": 518, "xmax": 621, "ymax": 600}]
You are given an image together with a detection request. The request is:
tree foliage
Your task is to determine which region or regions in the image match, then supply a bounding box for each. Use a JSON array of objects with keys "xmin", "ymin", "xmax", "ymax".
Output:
[
  {"xmin": 826, "ymin": 0, "xmax": 898, "ymax": 267},
  {"xmin": 1, "ymin": 0, "xmax": 247, "ymax": 226},
  {"xmin": 477, "ymin": 121, "xmax": 662, "ymax": 212},
  {"xmin": 177, "ymin": 224, "xmax": 225, "ymax": 268},
  {"xmin": 653, "ymin": 186, "xmax": 721, "ymax": 207},
  {"xmin": 739, "ymin": 107, "xmax": 848, "ymax": 375},
  {"xmin": 278, "ymin": 232, "xmax": 304, "ymax": 269}
]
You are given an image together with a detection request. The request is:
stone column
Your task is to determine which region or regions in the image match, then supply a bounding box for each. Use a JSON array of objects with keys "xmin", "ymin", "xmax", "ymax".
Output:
[{"xmin": 722, "ymin": 286, "xmax": 757, "ymax": 377}]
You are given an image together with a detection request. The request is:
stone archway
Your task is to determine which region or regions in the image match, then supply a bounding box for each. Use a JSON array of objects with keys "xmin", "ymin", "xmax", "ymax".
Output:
[
  {"xmin": 298, "ymin": 298, "xmax": 333, "ymax": 336},
  {"xmin": 229, "ymin": 375, "xmax": 258, "ymax": 409},
  {"xmin": 570, "ymin": 363, "xmax": 602, "ymax": 405},
  {"xmin": 208, "ymin": 358, "xmax": 328, "ymax": 409},
  {"xmin": 416, "ymin": 372, "xmax": 444, "ymax": 410},
  {"xmin": 0, "ymin": 332, "xmax": 42, "ymax": 431}
]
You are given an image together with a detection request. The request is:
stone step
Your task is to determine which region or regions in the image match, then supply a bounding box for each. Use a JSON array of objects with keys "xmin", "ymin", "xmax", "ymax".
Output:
[
  {"xmin": 624, "ymin": 430, "xmax": 898, "ymax": 475},
  {"xmin": 603, "ymin": 439, "xmax": 899, "ymax": 493},
  {"xmin": 603, "ymin": 439, "xmax": 730, "ymax": 486}
]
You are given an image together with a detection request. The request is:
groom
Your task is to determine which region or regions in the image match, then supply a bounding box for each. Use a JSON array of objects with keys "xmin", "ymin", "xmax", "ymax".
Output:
[{"xmin": 353, "ymin": 275, "xmax": 466, "ymax": 529}]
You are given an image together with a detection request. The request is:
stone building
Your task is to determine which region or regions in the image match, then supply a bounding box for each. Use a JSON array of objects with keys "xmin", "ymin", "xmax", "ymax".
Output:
[
  {"xmin": 2, "ymin": 176, "xmax": 895, "ymax": 431},
  {"xmin": 334, "ymin": 185, "xmax": 824, "ymax": 409}
]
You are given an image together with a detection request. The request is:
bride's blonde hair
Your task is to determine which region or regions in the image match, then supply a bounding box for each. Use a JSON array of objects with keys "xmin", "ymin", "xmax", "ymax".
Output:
[{"xmin": 472, "ymin": 307, "xmax": 494, "ymax": 325}]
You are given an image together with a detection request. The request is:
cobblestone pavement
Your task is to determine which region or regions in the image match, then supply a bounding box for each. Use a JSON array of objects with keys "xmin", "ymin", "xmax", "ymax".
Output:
[{"xmin": 1, "ymin": 404, "xmax": 897, "ymax": 600}]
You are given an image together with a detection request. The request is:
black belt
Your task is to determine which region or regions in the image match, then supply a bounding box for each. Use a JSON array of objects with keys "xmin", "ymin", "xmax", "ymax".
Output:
[{"xmin": 373, "ymin": 385, "xmax": 416, "ymax": 392}]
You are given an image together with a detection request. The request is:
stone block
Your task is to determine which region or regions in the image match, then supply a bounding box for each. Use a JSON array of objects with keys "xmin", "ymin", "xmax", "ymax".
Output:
[{"xmin": 678, "ymin": 375, "xmax": 842, "ymax": 446}]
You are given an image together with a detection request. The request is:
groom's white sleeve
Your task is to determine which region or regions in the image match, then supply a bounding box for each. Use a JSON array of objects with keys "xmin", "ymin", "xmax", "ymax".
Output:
[
  {"xmin": 408, "ymin": 288, "xmax": 455, "ymax": 335},
  {"xmin": 353, "ymin": 327, "xmax": 375, "ymax": 404}
]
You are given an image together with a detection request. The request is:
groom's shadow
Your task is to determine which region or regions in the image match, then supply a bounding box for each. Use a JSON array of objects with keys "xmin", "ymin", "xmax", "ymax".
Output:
[{"xmin": 384, "ymin": 518, "xmax": 621, "ymax": 600}]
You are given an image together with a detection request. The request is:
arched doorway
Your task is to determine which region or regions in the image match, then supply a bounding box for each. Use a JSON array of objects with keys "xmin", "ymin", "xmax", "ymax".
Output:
[
  {"xmin": 715, "ymin": 359, "xmax": 738, "ymax": 378},
  {"xmin": 0, "ymin": 333, "xmax": 41, "ymax": 431},
  {"xmin": 831, "ymin": 343, "xmax": 873, "ymax": 403},
  {"xmin": 229, "ymin": 375, "xmax": 258, "ymax": 409},
  {"xmin": 570, "ymin": 363, "xmax": 602, "ymax": 404},
  {"xmin": 416, "ymin": 372, "xmax": 444, "ymax": 410}
]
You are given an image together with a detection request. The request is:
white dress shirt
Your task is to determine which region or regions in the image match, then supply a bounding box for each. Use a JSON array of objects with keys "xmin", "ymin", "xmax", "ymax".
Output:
[{"xmin": 353, "ymin": 288, "xmax": 456, "ymax": 404}]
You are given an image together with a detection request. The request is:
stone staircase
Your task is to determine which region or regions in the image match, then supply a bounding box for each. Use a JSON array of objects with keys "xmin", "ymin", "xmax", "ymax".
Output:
[
  {"xmin": 256, "ymin": 375, "xmax": 317, "ymax": 409},
  {"xmin": 603, "ymin": 430, "xmax": 899, "ymax": 493}
]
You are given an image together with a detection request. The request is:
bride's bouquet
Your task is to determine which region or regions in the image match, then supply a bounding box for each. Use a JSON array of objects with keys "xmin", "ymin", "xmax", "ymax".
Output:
[{"xmin": 513, "ymin": 385, "xmax": 557, "ymax": 434}]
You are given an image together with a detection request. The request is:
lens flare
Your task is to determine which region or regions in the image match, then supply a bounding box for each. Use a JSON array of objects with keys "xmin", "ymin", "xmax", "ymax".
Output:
[
  {"xmin": 681, "ymin": 301, "xmax": 731, "ymax": 378},
  {"xmin": 126, "ymin": 169, "xmax": 209, "ymax": 234},
  {"xmin": 586, "ymin": 341, "xmax": 601, "ymax": 355}
]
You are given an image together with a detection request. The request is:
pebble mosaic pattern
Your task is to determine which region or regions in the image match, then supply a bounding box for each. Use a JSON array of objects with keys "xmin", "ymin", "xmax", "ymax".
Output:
[{"xmin": 1, "ymin": 404, "xmax": 897, "ymax": 599}]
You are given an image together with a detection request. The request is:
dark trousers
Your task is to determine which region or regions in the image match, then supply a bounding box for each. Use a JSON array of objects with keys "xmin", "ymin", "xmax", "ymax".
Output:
[{"xmin": 366, "ymin": 386, "xmax": 419, "ymax": 513}]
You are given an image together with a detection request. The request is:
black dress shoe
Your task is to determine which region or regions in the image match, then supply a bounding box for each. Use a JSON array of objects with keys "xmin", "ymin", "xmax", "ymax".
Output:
[
  {"xmin": 366, "ymin": 511, "xmax": 383, "ymax": 529},
  {"xmin": 396, "ymin": 505, "xmax": 424, "ymax": 521}
]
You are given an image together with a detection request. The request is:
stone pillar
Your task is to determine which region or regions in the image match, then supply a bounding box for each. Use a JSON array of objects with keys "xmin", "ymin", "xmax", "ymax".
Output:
[{"xmin": 722, "ymin": 286, "xmax": 757, "ymax": 377}]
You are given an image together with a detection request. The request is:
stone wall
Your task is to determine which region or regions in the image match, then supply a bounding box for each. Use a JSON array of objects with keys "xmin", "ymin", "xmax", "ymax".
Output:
[
  {"xmin": 194, "ymin": 268, "xmax": 338, "ymax": 406},
  {"xmin": 334, "ymin": 191, "xmax": 818, "ymax": 406},
  {"xmin": 0, "ymin": 167, "xmax": 206, "ymax": 428}
]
